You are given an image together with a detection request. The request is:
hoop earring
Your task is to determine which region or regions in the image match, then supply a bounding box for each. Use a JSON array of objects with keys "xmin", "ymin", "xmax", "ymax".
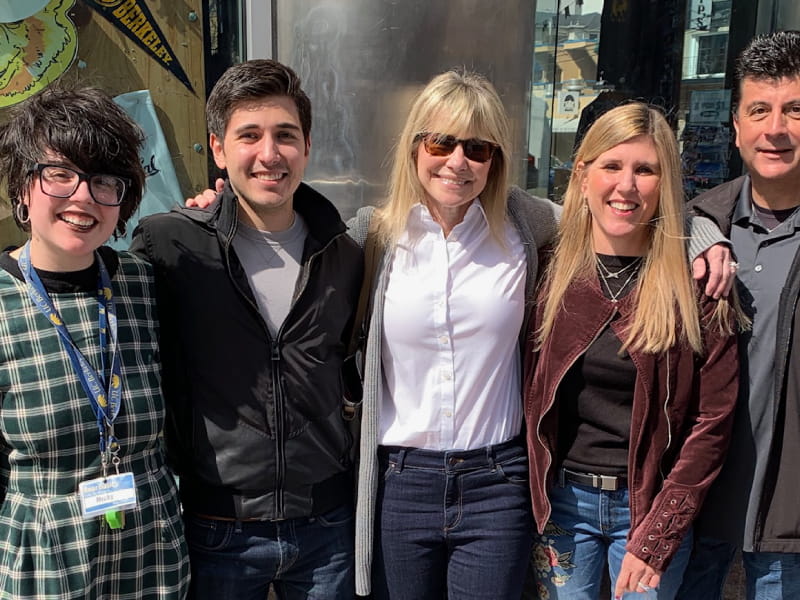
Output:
[{"xmin": 15, "ymin": 202, "xmax": 30, "ymax": 224}]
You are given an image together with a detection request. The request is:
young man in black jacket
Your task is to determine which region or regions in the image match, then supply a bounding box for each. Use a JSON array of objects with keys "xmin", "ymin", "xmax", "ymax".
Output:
[
  {"xmin": 131, "ymin": 59, "xmax": 362, "ymax": 599},
  {"xmin": 679, "ymin": 31, "xmax": 800, "ymax": 600}
]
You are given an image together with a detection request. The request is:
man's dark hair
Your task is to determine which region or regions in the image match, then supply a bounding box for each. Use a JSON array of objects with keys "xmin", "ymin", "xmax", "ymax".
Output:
[
  {"xmin": 734, "ymin": 30, "xmax": 800, "ymax": 110},
  {"xmin": 206, "ymin": 59, "xmax": 312, "ymax": 142},
  {"xmin": 0, "ymin": 85, "xmax": 145, "ymax": 237}
]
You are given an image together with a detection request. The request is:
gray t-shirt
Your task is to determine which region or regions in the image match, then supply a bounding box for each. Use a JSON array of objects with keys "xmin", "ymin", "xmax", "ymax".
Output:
[{"xmin": 232, "ymin": 214, "xmax": 308, "ymax": 336}]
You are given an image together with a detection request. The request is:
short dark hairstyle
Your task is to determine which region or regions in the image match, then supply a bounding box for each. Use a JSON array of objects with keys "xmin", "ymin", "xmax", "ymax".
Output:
[
  {"xmin": 0, "ymin": 85, "xmax": 145, "ymax": 237},
  {"xmin": 734, "ymin": 30, "xmax": 800, "ymax": 110},
  {"xmin": 206, "ymin": 59, "xmax": 312, "ymax": 142}
]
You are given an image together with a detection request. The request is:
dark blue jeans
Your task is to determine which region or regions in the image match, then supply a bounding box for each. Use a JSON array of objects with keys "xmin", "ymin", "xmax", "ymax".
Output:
[
  {"xmin": 373, "ymin": 437, "xmax": 533, "ymax": 600},
  {"xmin": 678, "ymin": 535, "xmax": 800, "ymax": 600},
  {"xmin": 184, "ymin": 504, "xmax": 354, "ymax": 600}
]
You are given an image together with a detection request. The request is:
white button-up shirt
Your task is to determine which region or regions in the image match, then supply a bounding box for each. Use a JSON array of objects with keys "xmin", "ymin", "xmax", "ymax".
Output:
[{"xmin": 380, "ymin": 200, "xmax": 527, "ymax": 450}]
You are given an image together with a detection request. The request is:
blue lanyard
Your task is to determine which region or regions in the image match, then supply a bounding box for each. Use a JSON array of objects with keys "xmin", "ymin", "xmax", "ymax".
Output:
[{"xmin": 18, "ymin": 242, "xmax": 123, "ymax": 458}]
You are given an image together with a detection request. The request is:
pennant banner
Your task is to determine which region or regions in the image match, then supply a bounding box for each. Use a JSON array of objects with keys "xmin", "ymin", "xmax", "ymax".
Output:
[
  {"xmin": 83, "ymin": 0, "xmax": 194, "ymax": 92},
  {"xmin": 109, "ymin": 89, "xmax": 184, "ymax": 250}
]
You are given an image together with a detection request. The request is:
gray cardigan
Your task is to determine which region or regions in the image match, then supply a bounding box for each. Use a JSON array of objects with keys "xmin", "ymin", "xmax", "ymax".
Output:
[{"xmin": 346, "ymin": 186, "xmax": 724, "ymax": 596}]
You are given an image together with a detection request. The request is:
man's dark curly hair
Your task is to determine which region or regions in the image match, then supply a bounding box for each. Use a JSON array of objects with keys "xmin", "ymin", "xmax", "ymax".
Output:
[{"xmin": 734, "ymin": 30, "xmax": 800, "ymax": 111}]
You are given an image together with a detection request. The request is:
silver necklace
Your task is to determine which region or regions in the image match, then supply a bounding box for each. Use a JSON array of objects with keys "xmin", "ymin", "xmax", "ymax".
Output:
[
  {"xmin": 595, "ymin": 254, "xmax": 642, "ymax": 279},
  {"xmin": 597, "ymin": 258, "xmax": 642, "ymax": 303}
]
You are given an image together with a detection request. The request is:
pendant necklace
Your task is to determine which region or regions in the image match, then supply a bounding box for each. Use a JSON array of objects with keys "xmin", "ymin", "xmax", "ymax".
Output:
[
  {"xmin": 595, "ymin": 254, "xmax": 642, "ymax": 280},
  {"xmin": 597, "ymin": 256, "xmax": 642, "ymax": 303}
]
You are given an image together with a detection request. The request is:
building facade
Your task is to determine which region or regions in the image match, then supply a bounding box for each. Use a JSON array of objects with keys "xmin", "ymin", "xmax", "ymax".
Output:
[{"xmin": 1, "ymin": 0, "xmax": 798, "ymax": 248}]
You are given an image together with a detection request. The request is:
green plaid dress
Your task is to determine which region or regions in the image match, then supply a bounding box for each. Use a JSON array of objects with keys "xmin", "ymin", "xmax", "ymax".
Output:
[{"xmin": 0, "ymin": 250, "xmax": 189, "ymax": 599}]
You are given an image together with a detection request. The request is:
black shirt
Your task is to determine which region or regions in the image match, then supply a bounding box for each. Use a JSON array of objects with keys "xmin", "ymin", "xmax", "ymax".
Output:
[{"xmin": 558, "ymin": 255, "xmax": 640, "ymax": 476}]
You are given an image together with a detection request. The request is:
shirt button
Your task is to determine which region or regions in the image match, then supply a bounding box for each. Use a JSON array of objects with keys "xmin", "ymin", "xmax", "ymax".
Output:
[
  {"xmin": 442, "ymin": 372, "xmax": 452, "ymax": 381},
  {"xmin": 439, "ymin": 335, "xmax": 449, "ymax": 344},
  {"xmin": 444, "ymin": 410, "xmax": 453, "ymax": 418},
  {"xmin": 754, "ymin": 264, "xmax": 763, "ymax": 272}
]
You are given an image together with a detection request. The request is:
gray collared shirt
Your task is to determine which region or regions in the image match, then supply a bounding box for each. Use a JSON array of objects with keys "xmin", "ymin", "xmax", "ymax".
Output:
[{"xmin": 715, "ymin": 176, "xmax": 800, "ymax": 549}]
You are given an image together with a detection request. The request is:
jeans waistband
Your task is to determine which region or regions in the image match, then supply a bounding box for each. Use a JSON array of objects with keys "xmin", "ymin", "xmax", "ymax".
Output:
[{"xmin": 378, "ymin": 435, "xmax": 526, "ymax": 473}]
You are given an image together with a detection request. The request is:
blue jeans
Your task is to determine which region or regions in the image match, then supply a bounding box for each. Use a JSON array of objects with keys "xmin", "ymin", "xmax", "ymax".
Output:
[
  {"xmin": 533, "ymin": 482, "xmax": 692, "ymax": 600},
  {"xmin": 677, "ymin": 535, "xmax": 800, "ymax": 600},
  {"xmin": 184, "ymin": 504, "xmax": 354, "ymax": 600},
  {"xmin": 373, "ymin": 437, "xmax": 533, "ymax": 600}
]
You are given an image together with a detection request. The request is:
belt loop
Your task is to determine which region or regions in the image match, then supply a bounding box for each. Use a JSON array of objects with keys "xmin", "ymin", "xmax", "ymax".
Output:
[
  {"xmin": 396, "ymin": 448, "xmax": 406, "ymax": 473},
  {"xmin": 486, "ymin": 444, "xmax": 497, "ymax": 471},
  {"xmin": 234, "ymin": 520, "xmax": 243, "ymax": 534},
  {"xmin": 558, "ymin": 467, "xmax": 566, "ymax": 488}
]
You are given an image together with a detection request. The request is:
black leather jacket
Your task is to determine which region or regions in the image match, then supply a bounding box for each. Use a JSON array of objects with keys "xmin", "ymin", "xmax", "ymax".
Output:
[{"xmin": 131, "ymin": 181, "xmax": 363, "ymax": 520}]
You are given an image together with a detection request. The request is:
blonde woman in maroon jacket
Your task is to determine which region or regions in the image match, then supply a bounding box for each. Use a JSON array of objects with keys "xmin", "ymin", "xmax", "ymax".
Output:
[{"xmin": 523, "ymin": 102, "xmax": 745, "ymax": 600}]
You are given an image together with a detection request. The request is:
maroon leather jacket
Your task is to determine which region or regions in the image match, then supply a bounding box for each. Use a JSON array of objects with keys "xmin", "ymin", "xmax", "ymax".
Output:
[{"xmin": 523, "ymin": 275, "xmax": 739, "ymax": 572}]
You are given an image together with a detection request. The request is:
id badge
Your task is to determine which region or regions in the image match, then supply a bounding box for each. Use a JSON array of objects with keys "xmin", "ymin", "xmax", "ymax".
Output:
[{"xmin": 78, "ymin": 472, "xmax": 138, "ymax": 518}]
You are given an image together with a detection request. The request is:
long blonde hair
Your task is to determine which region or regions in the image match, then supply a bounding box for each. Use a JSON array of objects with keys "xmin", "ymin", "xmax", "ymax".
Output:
[
  {"xmin": 539, "ymin": 102, "xmax": 721, "ymax": 354},
  {"xmin": 375, "ymin": 70, "xmax": 511, "ymax": 245}
]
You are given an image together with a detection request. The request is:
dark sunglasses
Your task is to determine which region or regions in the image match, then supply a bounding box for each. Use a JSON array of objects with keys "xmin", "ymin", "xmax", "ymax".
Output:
[{"xmin": 414, "ymin": 132, "xmax": 498, "ymax": 163}]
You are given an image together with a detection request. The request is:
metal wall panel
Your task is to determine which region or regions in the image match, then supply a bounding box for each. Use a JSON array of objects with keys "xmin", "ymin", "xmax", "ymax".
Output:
[
  {"xmin": 756, "ymin": 0, "xmax": 800, "ymax": 33},
  {"xmin": 776, "ymin": 0, "xmax": 800, "ymax": 29},
  {"xmin": 272, "ymin": 0, "xmax": 536, "ymax": 218}
]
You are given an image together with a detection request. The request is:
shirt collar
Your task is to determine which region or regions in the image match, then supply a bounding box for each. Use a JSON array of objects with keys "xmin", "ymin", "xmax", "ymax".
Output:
[
  {"xmin": 732, "ymin": 174, "xmax": 754, "ymax": 226},
  {"xmin": 733, "ymin": 173, "xmax": 800, "ymax": 230},
  {"xmin": 408, "ymin": 198, "xmax": 488, "ymax": 237}
]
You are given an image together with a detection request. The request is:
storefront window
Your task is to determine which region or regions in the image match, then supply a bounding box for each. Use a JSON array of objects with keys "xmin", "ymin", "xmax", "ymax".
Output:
[
  {"xmin": 527, "ymin": 0, "xmax": 604, "ymax": 200},
  {"xmin": 679, "ymin": 0, "xmax": 732, "ymax": 197},
  {"xmin": 527, "ymin": 0, "xmax": 741, "ymax": 201}
]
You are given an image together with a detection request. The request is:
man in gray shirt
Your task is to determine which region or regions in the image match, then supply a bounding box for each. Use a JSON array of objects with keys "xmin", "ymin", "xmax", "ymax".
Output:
[{"xmin": 679, "ymin": 30, "xmax": 800, "ymax": 600}]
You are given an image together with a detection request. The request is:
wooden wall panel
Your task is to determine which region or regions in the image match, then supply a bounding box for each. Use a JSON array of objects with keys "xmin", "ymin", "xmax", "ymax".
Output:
[{"xmin": 0, "ymin": 0, "xmax": 208, "ymax": 249}]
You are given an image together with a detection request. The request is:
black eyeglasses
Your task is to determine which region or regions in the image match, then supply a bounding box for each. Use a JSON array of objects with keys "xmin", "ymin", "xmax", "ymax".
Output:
[
  {"xmin": 28, "ymin": 163, "xmax": 130, "ymax": 207},
  {"xmin": 414, "ymin": 132, "xmax": 498, "ymax": 163}
]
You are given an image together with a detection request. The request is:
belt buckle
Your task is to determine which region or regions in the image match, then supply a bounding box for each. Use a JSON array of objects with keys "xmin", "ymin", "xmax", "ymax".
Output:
[{"xmin": 593, "ymin": 473, "xmax": 619, "ymax": 491}]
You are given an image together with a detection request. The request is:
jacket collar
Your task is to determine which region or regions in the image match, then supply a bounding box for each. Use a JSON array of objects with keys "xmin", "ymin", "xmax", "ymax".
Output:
[
  {"xmin": 173, "ymin": 180, "xmax": 347, "ymax": 250},
  {"xmin": 687, "ymin": 175, "xmax": 748, "ymax": 237}
]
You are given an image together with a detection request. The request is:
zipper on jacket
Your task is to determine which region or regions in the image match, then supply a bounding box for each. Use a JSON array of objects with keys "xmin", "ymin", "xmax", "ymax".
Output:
[
  {"xmin": 221, "ymin": 218, "xmax": 348, "ymax": 519},
  {"xmin": 221, "ymin": 233, "xmax": 290, "ymax": 518},
  {"xmin": 268, "ymin": 233, "xmax": 346, "ymax": 519},
  {"xmin": 290, "ymin": 234, "xmax": 341, "ymax": 306},
  {"xmin": 270, "ymin": 231, "xmax": 344, "ymax": 338},
  {"xmin": 658, "ymin": 353, "xmax": 673, "ymax": 483},
  {"xmin": 536, "ymin": 311, "xmax": 615, "ymax": 526},
  {"xmin": 272, "ymin": 343, "xmax": 286, "ymax": 518}
]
